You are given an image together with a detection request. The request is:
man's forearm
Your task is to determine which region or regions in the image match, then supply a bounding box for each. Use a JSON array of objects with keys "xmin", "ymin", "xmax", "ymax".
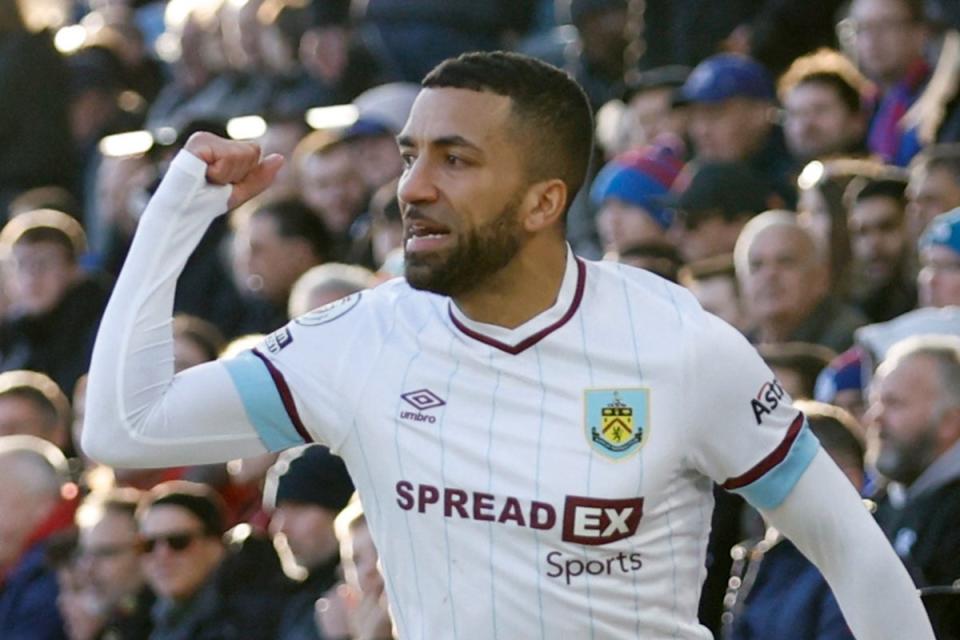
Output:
[{"xmin": 765, "ymin": 450, "xmax": 934, "ymax": 639}]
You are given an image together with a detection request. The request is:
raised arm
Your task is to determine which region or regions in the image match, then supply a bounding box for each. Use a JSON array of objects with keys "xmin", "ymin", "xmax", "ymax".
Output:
[
  {"xmin": 764, "ymin": 450, "xmax": 934, "ymax": 639},
  {"xmin": 83, "ymin": 134, "xmax": 285, "ymax": 468}
]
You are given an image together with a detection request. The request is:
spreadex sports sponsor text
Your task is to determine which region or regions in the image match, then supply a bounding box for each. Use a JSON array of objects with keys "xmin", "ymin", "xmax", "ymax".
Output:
[{"xmin": 396, "ymin": 480, "xmax": 645, "ymax": 584}]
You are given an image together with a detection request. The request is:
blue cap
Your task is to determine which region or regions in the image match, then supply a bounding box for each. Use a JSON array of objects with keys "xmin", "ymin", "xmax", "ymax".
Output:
[
  {"xmin": 920, "ymin": 207, "xmax": 960, "ymax": 256},
  {"xmin": 590, "ymin": 144, "xmax": 684, "ymax": 230},
  {"xmin": 677, "ymin": 54, "xmax": 775, "ymax": 104}
]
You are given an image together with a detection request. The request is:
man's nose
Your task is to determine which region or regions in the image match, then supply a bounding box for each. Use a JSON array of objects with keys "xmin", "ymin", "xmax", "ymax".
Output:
[{"xmin": 398, "ymin": 157, "xmax": 439, "ymax": 206}]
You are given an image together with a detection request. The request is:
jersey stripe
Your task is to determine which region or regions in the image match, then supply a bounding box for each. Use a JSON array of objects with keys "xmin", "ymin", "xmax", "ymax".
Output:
[
  {"xmin": 222, "ymin": 351, "xmax": 307, "ymax": 450},
  {"xmin": 722, "ymin": 413, "xmax": 820, "ymax": 509},
  {"xmin": 251, "ymin": 349, "xmax": 314, "ymax": 444}
]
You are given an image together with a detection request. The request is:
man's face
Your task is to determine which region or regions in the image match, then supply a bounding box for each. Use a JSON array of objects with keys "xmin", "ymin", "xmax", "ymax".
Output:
[
  {"xmin": 783, "ymin": 83, "xmax": 864, "ymax": 161},
  {"xmin": 596, "ymin": 199, "xmax": 666, "ymax": 253},
  {"xmin": 349, "ymin": 134, "xmax": 404, "ymax": 192},
  {"xmin": 0, "ymin": 395, "xmax": 58, "ymax": 444},
  {"xmin": 347, "ymin": 522, "xmax": 382, "ymax": 596},
  {"xmin": 688, "ymin": 98, "xmax": 770, "ymax": 162},
  {"xmin": 848, "ymin": 0, "xmax": 924, "ymax": 85},
  {"xmin": 0, "ymin": 466, "xmax": 46, "ymax": 570},
  {"xmin": 77, "ymin": 511, "xmax": 143, "ymax": 607},
  {"xmin": 918, "ymin": 244, "xmax": 960, "ymax": 307},
  {"xmin": 233, "ymin": 214, "xmax": 318, "ymax": 305},
  {"xmin": 626, "ymin": 88, "xmax": 680, "ymax": 148},
  {"xmin": 868, "ymin": 354, "xmax": 943, "ymax": 484},
  {"xmin": 673, "ymin": 214, "xmax": 747, "ymax": 263},
  {"xmin": 742, "ymin": 226, "xmax": 827, "ymax": 327},
  {"xmin": 270, "ymin": 501, "xmax": 338, "ymax": 570},
  {"xmin": 139, "ymin": 505, "xmax": 222, "ymax": 601},
  {"xmin": 907, "ymin": 166, "xmax": 960, "ymax": 240},
  {"xmin": 686, "ymin": 274, "xmax": 745, "ymax": 330},
  {"xmin": 299, "ymin": 148, "xmax": 367, "ymax": 234},
  {"xmin": 848, "ymin": 196, "xmax": 907, "ymax": 287},
  {"xmin": 6, "ymin": 241, "xmax": 77, "ymax": 315},
  {"xmin": 397, "ymin": 88, "xmax": 533, "ymax": 297}
]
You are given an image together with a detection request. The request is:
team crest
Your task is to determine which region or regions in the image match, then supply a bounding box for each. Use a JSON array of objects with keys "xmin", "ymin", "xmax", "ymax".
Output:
[{"xmin": 585, "ymin": 389, "xmax": 649, "ymax": 460}]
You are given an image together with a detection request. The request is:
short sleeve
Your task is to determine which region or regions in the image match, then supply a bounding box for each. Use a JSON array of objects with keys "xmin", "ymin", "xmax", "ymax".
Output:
[
  {"xmin": 684, "ymin": 314, "xmax": 820, "ymax": 510},
  {"xmin": 221, "ymin": 291, "xmax": 377, "ymax": 452}
]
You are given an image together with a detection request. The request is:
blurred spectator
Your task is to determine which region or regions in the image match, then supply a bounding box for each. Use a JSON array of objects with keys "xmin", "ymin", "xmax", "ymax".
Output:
[
  {"xmin": 815, "ymin": 346, "xmax": 870, "ymax": 423},
  {"xmin": 745, "ymin": 0, "xmax": 849, "ymax": 76},
  {"xmin": 615, "ymin": 240, "xmax": 683, "ymax": 283},
  {"xmin": 679, "ymin": 254, "xmax": 748, "ymax": 332},
  {"xmin": 264, "ymin": 445, "xmax": 355, "ymax": 640},
  {"xmin": 841, "ymin": 0, "xmax": 930, "ymax": 166},
  {"xmin": 329, "ymin": 497, "xmax": 394, "ymax": 640},
  {"xmin": 365, "ymin": 178, "xmax": 403, "ymax": 271},
  {"xmin": 562, "ymin": 0, "xmax": 630, "ymax": 110},
  {"xmin": 620, "ymin": 65, "xmax": 690, "ymax": 151},
  {"xmin": 231, "ymin": 196, "xmax": 332, "ymax": 332},
  {"xmin": 778, "ymin": 48, "xmax": 870, "ymax": 164},
  {"xmin": 358, "ymin": 0, "xmax": 536, "ymax": 82},
  {"xmin": 0, "ymin": 435, "xmax": 76, "ymax": 639},
  {"xmin": 677, "ymin": 54, "xmax": 795, "ymax": 205},
  {"xmin": 0, "ymin": 0, "xmax": 75, "ymax": 215},
  {"xmin": 294, "ymin": 130, "xmax": 368, "ymax": 257},
  {"xmin": 590, "ymin": 143, "xmax": 685, "ymax": 253},
  {"xmin": 69, "ymin": 489, "xmax": 153, "ymax": 639},
  {"xmin": 724, "ymin": 400, "xmax": 864, "ymax": 640},
  {"xmin": 918, "ymin": 207, "xmax": 960, "ymax": 307},
  {"xmin": 669, "ymin": 162, "xmax": 778, "ymax": 263},
  {"xmin": 735, "ymin": 210, "xmax": 867, "ymax": 352},
  {"xmin": 756, "ymin": 342, "xmax": 837, "ymax": 399},
  {"xmin": 846, "ymin": 175, "xmax": 917, "ymax": 321},
  {"xmin": 172, "ymin": 314, "xmax": 226, "ymax": 373},
  {"xmin": 0, "ymin": 209, "xmax": 109, "ymax": 395},
  {"xmin": 257, "ymin": 115, "xmax": 311, "ymax": 194},
  {"xmin": 138, "ymin": 480, "xmax": 287, "ymax": 640},
  {"xmin": 906, "ymin": 143, "xmax": 960, "ymax": 244},
  {"xmin": 288, "ymin": 263, "xmax": 375, "ymax": 318},
  {"xmin": 902, "ymin": 29, "xmax": 960, "ymax": 146},
  {"xmin": 867, "ymin": 335, "xmax": 960, "ymax": 636},
  {"xmin": 0, "ymin": 370, "xmax": 71, "ymax": 452}
]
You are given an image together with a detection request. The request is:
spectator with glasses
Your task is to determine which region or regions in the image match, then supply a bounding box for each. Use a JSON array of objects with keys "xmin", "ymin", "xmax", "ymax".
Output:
[{"xmin": 137, "ymin": 481, "xmax": 287, "ymax": 640}]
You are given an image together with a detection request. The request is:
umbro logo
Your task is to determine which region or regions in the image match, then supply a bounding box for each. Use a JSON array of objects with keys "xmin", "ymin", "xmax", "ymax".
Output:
[{"xmin": 400, "ymin": 389, "xmax": 445, "ymax": 423}]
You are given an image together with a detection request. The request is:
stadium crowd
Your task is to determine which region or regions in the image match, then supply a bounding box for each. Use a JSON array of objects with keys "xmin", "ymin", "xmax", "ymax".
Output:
[{"xmin": 0, "ymin": 0, "xmax": 959, "ymax": 637}]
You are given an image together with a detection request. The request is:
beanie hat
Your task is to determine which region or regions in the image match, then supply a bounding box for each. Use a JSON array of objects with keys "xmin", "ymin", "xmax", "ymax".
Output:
[
  {"xmin": 814, "ymin": 347, "xmax": 864, "ymax": 403},
  {"xmin": 590, "ymin": 143, "xmax": 685, "ymax": 229},
  {"xmin": 920, "ymin": 207, "xmax": 960, "ymax": 257},
  {"xmin": 270, "ymin": 445, "xmax": 354, "ymax": 514},
  {"xmin": 145, "ymin": 481, "xmax": 227, "ymax": 536}
]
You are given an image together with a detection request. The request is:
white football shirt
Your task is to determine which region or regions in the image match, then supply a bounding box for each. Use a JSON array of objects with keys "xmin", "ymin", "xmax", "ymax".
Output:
[{"xmin": 223, "ymin": 248, "xmax": 818, "ymax": 640}]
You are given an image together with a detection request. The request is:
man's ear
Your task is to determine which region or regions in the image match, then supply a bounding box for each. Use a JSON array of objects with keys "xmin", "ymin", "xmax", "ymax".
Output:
[{"xmin": 520, "ymin": 179, "xmax": 568, "ymax": 232}]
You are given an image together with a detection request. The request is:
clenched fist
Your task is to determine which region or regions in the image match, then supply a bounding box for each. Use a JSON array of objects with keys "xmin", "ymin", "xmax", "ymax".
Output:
[{"xmin": 184, "ymin": 132, "xmax": 284, "ymax": 209}]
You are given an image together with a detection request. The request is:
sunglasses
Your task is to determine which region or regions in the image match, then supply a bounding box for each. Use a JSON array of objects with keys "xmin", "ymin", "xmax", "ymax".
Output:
[{"xmin": 140, "ymin": 530, "xmax": 206, "ymax": 554}]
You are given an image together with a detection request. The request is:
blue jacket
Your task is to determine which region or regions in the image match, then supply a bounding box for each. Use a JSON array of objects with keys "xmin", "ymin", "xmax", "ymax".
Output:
[{"xmin": 0, "ymin": 543, "xmax": 67, "ymax": 640}]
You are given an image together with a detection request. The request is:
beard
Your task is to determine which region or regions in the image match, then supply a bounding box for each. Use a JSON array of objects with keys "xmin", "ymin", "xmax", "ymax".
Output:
[
  {"xmin": 404, "ymin": 196, "xmax": 525, "ymax": 297},
  {"xmin": 875, "ymin": 424, "xmax": 938, "ymax": 486}
]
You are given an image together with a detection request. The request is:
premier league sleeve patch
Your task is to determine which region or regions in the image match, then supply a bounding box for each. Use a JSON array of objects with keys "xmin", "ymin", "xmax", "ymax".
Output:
[
  {"xmin": 584, "ymin": 389, "xmax": 649, "ymax": 460},
  {"xmin": 294, "ymin": 292, "xmax": 362, "ymax": 326},
  {"xmin": 264, "ymin": 327, "xmax": 294, "ymax": 354}
]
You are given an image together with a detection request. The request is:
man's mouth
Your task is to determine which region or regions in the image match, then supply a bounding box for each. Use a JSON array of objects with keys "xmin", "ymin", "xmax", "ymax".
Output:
[{"xmin": 405, "ymin": 220, "xmax": 452, "ymax": 253}]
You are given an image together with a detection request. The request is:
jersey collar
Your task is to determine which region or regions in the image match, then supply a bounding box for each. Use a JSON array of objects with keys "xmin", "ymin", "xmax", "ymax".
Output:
[{"xmin": 447, "ymin": 245, "xmax": 585, "ymax": 355}]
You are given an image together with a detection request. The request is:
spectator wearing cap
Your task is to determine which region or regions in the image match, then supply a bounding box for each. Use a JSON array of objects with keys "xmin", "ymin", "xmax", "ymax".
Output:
[
  {"xmin": 735, "ymin": 210, "xmax": 868, "ymax": 353},
  {"xmin": 815, "ymin": 346, "xmax": 868, "ymax": 423},
  {"xmin": 907, "ymin": 144, "xmax": 960, "ymax": 244},
  {"xmin": 842, "ymin": 0, "xmax": 930, "ymax": 166},
  {"xmin": 677, "ymin": 53, "xmax": 795, "ymax": 206},
  {"xmin": 590, "ymin": 143, "xmax": 684, "ymax": 255},
  {"xmin": 847, "ymin": 176, "xmax": 918, "ymax": 322},
  {"xmin": 138, "ymin": 481, "xmax": 288, "ymax": 640},
  {"xmin": 918, "ymin": 207, "xmax": 960, "ymax": 307},
  {"xmin": 778, "ymin": 48, "xmax": 870, "ymax": 165},
  {"xmin": 669, "ymin": 162, "xmax": 779, "ymax": 263},
  {"xmin": 0, "ymin": 209, "xmax": 110, "ymax": 396},
  {"xmin": 621, "ymin": 65, "xmax": 690, "ymax": 151},
  {"xmin": 264, "ymin": 445, "xmax": 355, "ymax": 640}
]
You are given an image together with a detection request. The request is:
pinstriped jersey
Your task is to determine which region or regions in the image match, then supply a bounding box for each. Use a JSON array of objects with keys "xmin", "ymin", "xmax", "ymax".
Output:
[{"xmin": 223, "ymin": 249, "xmax": 819, "ymax": 639}]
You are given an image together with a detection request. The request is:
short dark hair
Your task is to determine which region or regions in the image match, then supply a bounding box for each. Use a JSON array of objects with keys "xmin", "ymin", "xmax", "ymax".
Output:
[
  {"xmin": 778, "ymin": 49, "xmax": 868, "ymax": 114},
  {"xmin": 850, "ymin": 176, "xmax": 908, "ymax": 207},
  {"xmin": 173, "ymin": 314, "xmax": 226, "ymax": 362},
  {"xmin": 139, "ymin": 481, "xmax": 226, "ymax": 537},
  {"xmin": 251, "ymin": 197, "xmax": 332, "ymax": 261},
  {"xmin": 0, "ymin": 370, "xmax": 70, "ymax": 433},
  {"xmin": 758, "ymin": 342, "xmax": 837, "ymax": 399},
  {"xmin": 422, "ymin": 51, "xmax": 594, "ymax": 214},
  {"xmin": 794, "ymin": 399, "xmax": 865, "ymax": 472}
]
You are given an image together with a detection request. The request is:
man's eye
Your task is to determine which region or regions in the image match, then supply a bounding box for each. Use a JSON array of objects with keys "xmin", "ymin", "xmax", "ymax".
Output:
[
  {"xmin": 400, "ymin": 153, "xmax": 416, "ymax": 168},
  {"xmin": 445, "ymin": 155, "xmax": 465, "ymax": 167}
]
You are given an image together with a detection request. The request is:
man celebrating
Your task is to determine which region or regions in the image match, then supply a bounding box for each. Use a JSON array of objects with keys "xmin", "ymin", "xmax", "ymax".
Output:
[{"xmin": 84, "ymin": 52, "xmax": 933, "ymax": 638}]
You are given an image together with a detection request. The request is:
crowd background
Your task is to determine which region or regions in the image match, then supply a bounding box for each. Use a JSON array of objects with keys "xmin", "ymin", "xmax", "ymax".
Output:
[{"xmin": 1, "ymin": 0, "xmax": 960, "ymax": 638}]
